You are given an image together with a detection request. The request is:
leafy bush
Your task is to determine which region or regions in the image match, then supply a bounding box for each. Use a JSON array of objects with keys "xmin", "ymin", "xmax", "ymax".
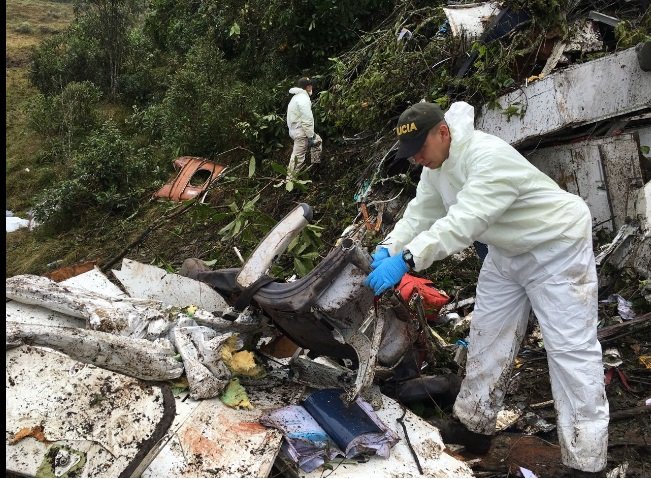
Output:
[
  {"xmin": 29, "ymin": 25, "xmax": 105, "ymax": 95},
  {"xmin": 32, "ymin": 121, "xmax": 160, "ymax": 227},
  {"xmin": 28, "ymin": 81, "xmax": 102, "ymax": 138},
  {"xmin": 134, "ymin": 39, "xmax": 288, "ymax": 157},
  {"xmin": 318, "ymin": 4, "xmax": 451, "ymax": 132},
  {"xmin": 29, "ymin": 0, "xmax": 143, "ymax": 98},
  {"xmin": 28, "ymin": 81, "xmax": 102, "ymax": 164}
]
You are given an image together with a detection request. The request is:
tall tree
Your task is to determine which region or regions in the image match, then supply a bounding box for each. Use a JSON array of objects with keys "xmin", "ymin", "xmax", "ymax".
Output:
[{"xmin": 74, "ymin": 0, "xmax": 144, "ymax": 98}]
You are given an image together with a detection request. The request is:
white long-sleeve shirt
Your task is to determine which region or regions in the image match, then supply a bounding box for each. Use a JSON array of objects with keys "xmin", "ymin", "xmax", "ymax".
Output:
[
  {"xmin": 384, "ymin": 102, "xmax": 592, "ymax": 271},
  {"xmin": 287, "ymin": 87, "xmax": 315, "ymax": 139}
]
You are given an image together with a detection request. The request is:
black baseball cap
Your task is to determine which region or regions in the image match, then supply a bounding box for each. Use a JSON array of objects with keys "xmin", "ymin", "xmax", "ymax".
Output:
[
  {"xmin": 297, "ymin": 77, "xmax": 313, "ymax": 89},
  {"xmin": 395, "ymin": 102, "xmax": 445, "ymax": 159}
]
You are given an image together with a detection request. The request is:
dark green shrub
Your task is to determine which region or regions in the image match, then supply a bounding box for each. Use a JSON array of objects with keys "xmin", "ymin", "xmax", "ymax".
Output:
[
  {"xmin": 28, "ymin": 81, "xmax": 102, "ymax": 138},
  {"xmin": 32, "ymin": 121, "xmax": 161, "ymax": 227}
]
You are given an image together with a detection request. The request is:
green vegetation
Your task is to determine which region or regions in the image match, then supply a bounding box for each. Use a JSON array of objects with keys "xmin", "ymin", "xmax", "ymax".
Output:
[{"xmin": 6, "ymin": 0, "xmax": 649, "ymax": 279}]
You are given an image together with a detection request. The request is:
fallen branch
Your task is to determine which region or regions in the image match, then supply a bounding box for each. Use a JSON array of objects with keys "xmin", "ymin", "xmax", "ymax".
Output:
[
  {"xmin": 609, "ymin": 404, "xmax": 651, "ymax": 422},
  {"xmin": 597, "ymin": 312, "xmax": 651, "ymax": 340}
]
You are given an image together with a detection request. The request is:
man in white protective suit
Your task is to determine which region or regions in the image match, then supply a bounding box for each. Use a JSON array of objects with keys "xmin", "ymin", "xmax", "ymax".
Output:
[
  {"xmin": 286, "ymin": 76, "xmax": 322, "ymax": 180},
  {"xmin": 364, "ymin": 101, "xmax": 609, "ymax": 473}
]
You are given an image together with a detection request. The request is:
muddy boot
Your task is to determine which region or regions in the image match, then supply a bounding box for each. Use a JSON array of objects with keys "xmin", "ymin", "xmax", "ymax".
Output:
[
  {"xmin": 568, "ymin": 468, "xmax": 606, "ymax": 478},
  {"xmin": 179, "ymin": 258, "xmax": 212, "ymax": 280},
  {"xmin": 427, "ymin": 417, "xmax": 493, "ymax": 454}
]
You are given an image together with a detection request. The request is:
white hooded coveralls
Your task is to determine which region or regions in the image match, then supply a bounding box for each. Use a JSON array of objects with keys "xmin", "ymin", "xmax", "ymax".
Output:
[
  {"xmin": 286, "ymin": 87, "xmax": 322, "ymax": 177},
  {"xmin": 383, "ymin": 102, "xmax": 608, "ymax": 472}
]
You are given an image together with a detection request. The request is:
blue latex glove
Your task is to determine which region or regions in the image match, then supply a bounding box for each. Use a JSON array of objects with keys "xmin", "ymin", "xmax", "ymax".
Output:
[
  {"xmin": 370, "ymin": 247, "xmax": 390, "ymax": 269},
  {"xmin": 364, "ymin": 253, "xmax": 409, "ymax": 295}
]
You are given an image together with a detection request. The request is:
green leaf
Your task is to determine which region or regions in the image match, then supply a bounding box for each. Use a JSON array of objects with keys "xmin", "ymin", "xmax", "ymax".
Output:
[
  {"xmin": 233, "ymin": 219, "xmax": 242, "ymax": 235},
  {"xmin": 218, "ymin": 219, "xmax": 236, "ymax": 236},
  {"xmin": 294, "ymin": 257, "xmax": 308, "ymax": 276},
  {"xmin": 270, "ymin": 162, "xmax": 287, "ymax": 174},
  {"xmin": 229, "ymin": 22, "xmax": 240, "ymax": 37},
  {"xmin": 248, "ymin": 156, "xmax": 256, "ymax": 177},
  {"xmin": 287, "ymin": 235, "xmax": 300, "ymax": 252},
  {"xmin": 294, "ymin": 241, "xmax": 308, "ymax": 255}
]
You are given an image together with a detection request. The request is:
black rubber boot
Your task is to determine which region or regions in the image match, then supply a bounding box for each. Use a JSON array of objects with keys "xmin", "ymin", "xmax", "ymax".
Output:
[
  {"xmin": 427, "ymin": 417, "xmax": 493, "ymax": 454},
  {"xmin": 396, "ymin": 373, "xmax": 461, "ymax": 405}
]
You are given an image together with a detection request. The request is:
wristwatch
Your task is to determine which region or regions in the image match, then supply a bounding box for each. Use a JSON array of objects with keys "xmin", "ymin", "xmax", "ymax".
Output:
[{"xmin": 402, "ymin": 250, "xmax": 415, "ymax": 269}]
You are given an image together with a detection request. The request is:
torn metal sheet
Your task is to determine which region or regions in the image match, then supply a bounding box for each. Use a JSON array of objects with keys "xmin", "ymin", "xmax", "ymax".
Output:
[
  {"xmin": 6, "ymin": 300, "xmax": 85, "ymax": 329},
  {"xmin": 299, "ymin": 394, "xmax": 474, "ymax": 477},
  {"xmin": 527, "ymin": 134, "xmax": 645, "ymax": 232},
  {"xmin": 112, "ymin": 258, "xmax": 228, "ymax": 312},
  {"xmin": 6, "ymin": 345, "xmax": 175, "ymax": 477},
  {"xmin": 62, "ymin": 264, "xmax": 128, "ymax": 297},
  {"xmin": 442, "ymin": 2, "xmax": 501, "ymax": 40},
  {"xmin": 142, "ymin": 374, "xmax": 304, "ymax": 477},
  {"xmin": 198, "ymin": 238, "xmax": 412, "ymax": 403},
  {"xmin": 6, "ymin": 267, "xmax": 127, "ymax": 337},
  {"xmin": 6, "ymin": 274, "xmax": 259, "ymax": 340},
  {"xmin": 6, "ymin": 274, "xmax": 178, "ymax": 339},
  {"xmin": 595, "ymin": 223, "xmax": 640, "ymax": 266},
  {"xmin": 154, "ymin": 156, "xmax": 226, "ymax": 202},
  {"xmin": 7, "ymin": 321, "xmax": 184, "ymax": 381},
  {"xmin": 477, "ymin": 46, "xmax": 651, "ymax": 147},
  {"xmin": 171, "ymin": 326, "xmax": 233, "ymax": 399},
  {"xmin": 588, "ymin": 10, "xmax": 621, "ymax": 28}
]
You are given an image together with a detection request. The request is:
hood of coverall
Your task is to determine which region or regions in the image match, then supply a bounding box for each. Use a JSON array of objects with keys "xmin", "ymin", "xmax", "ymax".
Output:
[
  {"xmin": 289, "ymin": 87, "xmax": 308, "ymax": 96},
  {"xmin": 445, "ymin": 101, "xmax": 476, "ymax": 155}
]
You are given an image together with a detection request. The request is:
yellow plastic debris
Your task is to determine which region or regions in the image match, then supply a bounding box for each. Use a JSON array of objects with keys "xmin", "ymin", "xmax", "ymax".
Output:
[
  {"xmin": 220, "ymin": 378, "xmax": 252, "ymax": 409},
  {"xmin": 526, "ymin": 74, "xmax": 544, "ymax": 84},
  {"xmin": 221, "ymin": 336, "xmax": 265, "ymax": 377}
]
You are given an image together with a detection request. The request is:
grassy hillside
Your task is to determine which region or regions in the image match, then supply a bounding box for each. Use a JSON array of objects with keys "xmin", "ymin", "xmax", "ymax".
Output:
[
  {"xmin": 4, "ymin": 1, "xmax": 398, "ymax": 278},
  {"xmin": 6, "ymin": 0, "xmax": 74, "ymax": 213}
]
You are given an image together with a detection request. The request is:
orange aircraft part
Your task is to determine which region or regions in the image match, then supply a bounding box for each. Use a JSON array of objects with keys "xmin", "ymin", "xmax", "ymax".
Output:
[{"xmin": 154, "ymin": 156, "xmax": 226, "ymax": 202}]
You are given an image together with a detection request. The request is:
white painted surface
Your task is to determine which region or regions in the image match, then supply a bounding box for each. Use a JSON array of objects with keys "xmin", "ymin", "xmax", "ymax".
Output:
[
  {"xmin": 143, "ymin": 376, "xmax": 304, "ymax": 477},
  {"xmin": 442, "ymin": 2, "xmax": 501, "ymax": 40},
  {"xmin": 112, "ymin": 258, "xmax": 228, "ymax": 311},
  {"xmin": 5, "ymin": 301, "xmax": 85, "ymax": 329},
  {"xmin": 62, "ymin": 266, "xmax": 127, "ymax": 297},
  {"xmin": 6, "ymin": 215, "xmax": 31, "ymax": 232},
  {"xmin": 5, "ymin": 267, "xmax": 124, "ymax": 330},
  {"xmin": 6, "ymin": 345, "xmax": 170, "ymax": 477},
  {"xmin": 527, "ymin": 134, "xmax": 644, "ymax": 232},
  {"xmin": 477, "ymin": 47, "xmax": 651, "ymax": 146}
]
